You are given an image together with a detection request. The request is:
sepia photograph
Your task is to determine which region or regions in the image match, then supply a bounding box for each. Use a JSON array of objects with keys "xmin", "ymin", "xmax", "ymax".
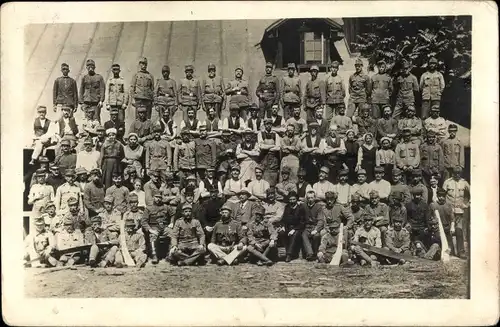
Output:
[{"xmin": 2, "ymin": 1, "xmax": 498, "ymax": 326}]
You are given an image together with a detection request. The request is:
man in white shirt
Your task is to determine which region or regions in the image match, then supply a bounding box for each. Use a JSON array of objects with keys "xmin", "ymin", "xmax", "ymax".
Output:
[
  {"xmin": 351, "ymin": 169, "xmax": 371, "ymax": 203},
  {"xmin": 368, "ymin": 166, "xmax": 391, "ymax": 202},
  {"xmin": 333, "ymin": 168, "xmax": 351, "ymax": 206},
  {"xmin": 247, "ymin": 165, "xmax": 270, "ymax": 201},
  {"xmin": 312, "ymin": 166, "xmax": 335, "ymax": 203},
  {"xmin": 30, "ymin": 106, "xmax": 60, "ymax": 164},
  {"xmin": 76, "ymin": 137, "xmax": 101, "ymax": 171}
]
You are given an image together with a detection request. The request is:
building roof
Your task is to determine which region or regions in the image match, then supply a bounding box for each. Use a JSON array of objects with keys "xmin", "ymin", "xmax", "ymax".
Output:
[{"xmin": 264, "ymin": 18, "xmax": 344, "ymax": 34}]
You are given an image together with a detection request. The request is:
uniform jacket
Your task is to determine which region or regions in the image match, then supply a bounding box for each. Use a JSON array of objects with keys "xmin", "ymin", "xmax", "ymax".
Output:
[
  {"xmin": 174, "ymin": 141, "xmax": 196, "ymax": 170},
  {"xmin": 128, "ymin": 119, "xmax": 153, "ymax": 140},
  {"xmin": 105, "ymin": 185, "xmax": 130, "ymax": 213},
  {"xmin": 105, "ymin": 76, "xmax": 129, "ymax": 107},
  {"xmin": 319, "ymin": 203, "xmax": 355, "ymax": 230},
  {"xmin": 419, "ymin": 142, "xmax": 444, "ymax": 173},
  {"xmin": 398, "ymin": 117, "xmax": 422, "ymax": 139},
  {"xmin": 405, "ymin": 200, "xmax": 430, "ymax": 230},
  {"xmin": 409, "ymin": 182, "xmax": 429, "ymax": 204},
  {"xmin": 194, "ymin": 138, "xmax": 217, "ymax": 169},
  {"xmin": 364, "ymin": 202, "xmax": 390, "ymax": 227},
  {"xmin": 442, "ymin": 178, "xmax": 470, "ymax": 211},
  {"xmin": 352, "ymin": 226, "xmax": 381, "ymax": 247},
  {"xmin": 130, "ymin": 71, "xmax": 154, "ymax": 100},
  {"xmin": 355, "ymin": 116, "xmax": 377, "ymax": 137},
  {"xmin": 146, "ymin": 139, "xmax": 172, "ymax": 170},
  {"xmin": 171, "ymin": 218, "xmax": 205, "ymax": 247},
  {"xmin": 304, "ymin": 78, "xmax": 326, "ymax": 108},
  {"xmin": 281, "ymin": 203, "xmax": 307, "ymax": 231},
  {"xmin": 125, "ymin": 232, "xmax": 146, "ymax": 253},
  {"xmin": 63, "ymin": 211, "xmax": 90, "ymax": 232},
  {"xmin": 303, "ymin": 202, "xmax": 324, "ymax": 231},
  {"xmin": 420, "ymin": 71, "xmax": 445, "ymax": 100},
  {"xmin": 80, "ymin": 73, "xmax": 105, "ymax": 103},
  {"xmin": 141, "ymin": 203, "xmax": 171, "ymax": 230},
  {"xmin": 330, "ymin": 115, "xmax": 352, "ymax": 137},
  {"xmin": 210, "ymin": 220, "xmax": 245, "ymax": 246},
  {"xmin": 55, "ymin": 229, "xmax": 84, "ymax": 250},
  {"xmin": 395, "ymin": 73, "xmax": 419, "ymax": 104},
  {"xmin": 202, "ymin": 76, "xmax": 224, "ymax": 103},
  {"xmin": 280, "ymin": 75, "xmax": 302, "ymax": 104},
  {"xmin": 395, "ymin": 141, "xmax": 420, "ymax": 168},
  {"xmin": 53, "ymin": 75, "xmax": 78, "ymax": 107},
  {"xmin": 325, "ymin": 74, "xmax": 346, "ymax": 104},
  {"xmin": 84, "ymin": 228, "xmax": 119, "ymax": 245},
  {"xmin": 247, "ymin": 219, "xmax": 277, "ymax": 245},
  {"xmin": 440, "ymin": 138, "xmax": 465, "ymax": 169},
  {"xmin": 389, "ymin": 204, "xmax": 407, "ymax": 226},
  {"xmin": 348, "ymin": 72, "xmax": 372, "ymax": 102},
  {"xmin": 424, "ymin": 117, "xmax": 447, "ymax": 140},
  {"xmin": 371, "ymin": 73, "xmax": 393, "ymax": 103},
  {"xmin": 376, "ymin": 117, "xmax": 398, "ymax": 139},
  {"xmin": 154, "ymin": 78, "xmax": 178, "ymax": 105},
  {"xmin": 389, "ymin": 183, "xmax": 412, "ymax": 204},
  {"xmin": 256, "ymin": 74, "xmax": 279, "ymax": 103},
  {"xmin": 83, "ymin": 182, "xmax": 105, "ymax": 214},
  {"xmin": 178, "ymin": 77, "xmax": 202, "ymax": 105},
  {"xmin": 53, "ymin": 153, "xmax": 77, "ymax": 176},
  {"xmin": 385, "ymin": 227, "xmax": 410, "ymax": 252},
  {"xmin": 226, "ymin": 79, "xmax": 250, "ymax": 107}
]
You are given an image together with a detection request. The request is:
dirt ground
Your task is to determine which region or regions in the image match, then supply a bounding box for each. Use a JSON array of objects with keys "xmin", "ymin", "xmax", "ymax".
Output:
[{"xmin": 25, "ymin": 259, "xmax": 468, "ymax": 298}]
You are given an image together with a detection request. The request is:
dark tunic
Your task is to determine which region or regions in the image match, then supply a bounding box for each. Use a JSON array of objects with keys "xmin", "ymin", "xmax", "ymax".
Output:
[
  {"xmin": 360, "ymin": 145, "xmax": 377, "ymax": 182},
  {"xmin": 100, "ymin": 140, "xmax": 124, "ymax": 189}
]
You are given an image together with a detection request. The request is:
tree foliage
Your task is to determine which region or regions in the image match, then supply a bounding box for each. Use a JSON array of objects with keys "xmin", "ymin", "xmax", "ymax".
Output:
[{"xmin": 352, "ymin": 16, "xmax": 471, "ymax": 87}]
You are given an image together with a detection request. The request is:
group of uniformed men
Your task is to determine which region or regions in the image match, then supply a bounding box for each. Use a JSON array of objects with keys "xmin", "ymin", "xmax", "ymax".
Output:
[{"xmin": 25, "ymin": 55, "xmax": 470, "ymax": 268}]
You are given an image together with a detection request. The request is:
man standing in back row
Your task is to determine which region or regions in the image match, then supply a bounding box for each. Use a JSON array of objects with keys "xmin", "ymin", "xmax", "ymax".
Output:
[
  {"xmin": 202, "ymin": 63, "xmax": 225, "ymax": 119},
  {"xmin": 303, "ymin": 65, "xmax": 326, "ymax": 122},
  {"xmin": 256, "ymin": 62, "xmax": 280, "ymax": 119},
  {"xmin": 178, "ymin": 65, "xmax": 202, "ymax": 121},
  {"xmin": 347, "ymin": 58, "xmax": 371, "ymax": 117},
  {"xmin": 130, "ymin": 57, "xmax": 155, "ymax": 120},
  {"xmin": 79, "ymin": 59, "xmax": 105, "ymax": 123},
  {"xmin": 280, "ymin": 63, "xmax": 302, "ymax": 121},
  {"xmin": 53, "ymin": 63, "xmax": 78, "ymax": 118}
]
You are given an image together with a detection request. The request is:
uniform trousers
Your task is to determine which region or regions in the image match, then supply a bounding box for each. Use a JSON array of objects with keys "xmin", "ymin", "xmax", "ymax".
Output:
[
  {"xmin": 302, "ymin": 229, "xmax": 321, "ymax": 257},
  {"xmin": 259, "ymin": 98, "xmax": 274, "ymax": 119},
  {"xmin": 170, "ymin": 244, "xmax": 206, "ymax": 265},
  {"xmin": 89, "ymin": 244, "xmax": 119, "ymax": 266},
  {"xmin": 207, "ymin": 243, "xmax": 246, "ymax": 262},
  {"xmin": 325, "ymin": 103, "xmax": 344, "ymax": 122}
]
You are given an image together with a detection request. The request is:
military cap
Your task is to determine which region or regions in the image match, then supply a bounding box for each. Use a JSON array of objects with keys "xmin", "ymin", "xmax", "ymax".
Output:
[
  {"xmin": 281, "ymin": 166, "xmax": 291, "ymax": 174},
  {"xmin": 254, "ymin": 205, "xmax": 265, "ymax": 216},
  {"xmin": 112, "ymin": 63, "xmax": 120, "ymax": 69},
  {"xmin": 37, "ymin": 105, "xmax": 47, "ymax": 113},
  {"xmin": 406, "ymin": 104, "xmax": 416, "ymax": 111},
  {"xmin": 320, "ymin": 166, "xmax": 330, "ymax": 174},
  {"xmin": 125, "ymin": 219, "xmax": 136, "ymax": 227},
  {"xmin": 428, "ymin": 57, "xmax": 438, "ymax": 64},
  {"xmin": 152, "ymin": 124, "xmax": 162, "ymax": 132},
  {"xmin": 391, "ymin": 191, "xmax": 403, "ymax": 201},
  {"xmin": 437, "ymin": 188, "xmax": 447, "ymax": 197},
  {"xmin": 38, "ymin": 156, "xmax": 49, "ymax": 163},
  {"xmin": 354, "ymin": 58, "xmax": 363, "ymax": 66},
  {"xmin": 430, "ymin": 168, "xmax": 441, "ymax": 179},
  {"xmin": 351, "ymin": 193, "xmax": 361, "ymax": 202},
  {"xmin": 430, "ymin": 104, "xmax": 440, "ymax": 111},
  {"xmin": 357, "ymin": 169, "xmax": 367, "ymax": 175},
  {"xmin": 221, "ymin": 129, "xmax": 232, "ymax": 135},
  {"xmin": 49, "ymin": 162, "xmax": 59, "ymax": 169},
  {"xmin": 328, "ymin": 220, "xmax": 341, "ymax": 229},
  {"xmin": 402, "ymin": 60, "xmax": 411, "ymax": 68},
  {"xmin": 89, "ymin": 168, "xmax": 102, "ymax": 176},
  {"xmin": 207, "ymin": 63, "xmax": 216, "ymax": 70},
  {"xmin": 229, "ymin": 103, "xmax": 240, "ymax": 110},
  {"xmin": 220, "ymin": 205, "xmax": 232, "ymax": 213},
  {"xmin": 401, "ymin": 128, "xmax": 411, "ymax": 136},
  {"xmin": 139, "ymin": 57, "xmax": 148, "ymax": 64},
  {"xmin": 392, "ymin": 168, "xmax": 402, "ymax": 176},
  {"xmin": 411, "ymin": 168, "xmax": 422, "ymax": 176},
  {"xmin": 238, "ymin": 187, "xmax": 251, "ymax": 196},
  {"xmin": 392, "ymin": 215, "xmax": 404, "ymax": 223},
  {"xmin": 61, "ymin": 63, "xmax": 69, "ymax": 68},
  {"xmin": 266, "ymin": 187, "xmax": 276, "ymax": 195},
  {"xmin": 231, "ymin": 165, "xmax": 241, "ymax": 172},
  {"xmin": 338, "ymin": 168, "xmax": 349, "ymax": 176},
  {"xmin": 377, "ymin": 60, "xmax": 386, "ymax": 66},
  {"xmin": 265, "ymin": 62, "xmax": 273, "ymax": 68},
  {"xmin": 128, "ymin": 193, "xmax": 139, "ymax": 202},
  {"xmin": 363, "ymin": 214, "xmax": 374, "ymax": 221},
  {"xmin": 325, "ymin": 191, "xmax": 338, "ymax": 199},
  {"xmin": 60, "ymin": 139, "xmax": 71, "ymax": 146},
  {"xmin": 67, "ymin": 197, "xmax": 78, "ymax": 205},
  {"xmin": 44, "ymin": 201, "xmax": 56, "ymax": 210},
  {"xmin": 65, "ymin": 168, "xmax": 76, "ymax": 176},
  {"xmin": 185, "ymin": 64, "xmax": 194, "ymax": 71},
  {"xmin": 310, "ymin": 65, "xmax": 319, "ymax": 71},
  {"xmin": 448, "ymin": 124, "xmax": 458, "ymax": 131},
  {"xmin": 308, "ymin": 121, "xmax": 320, "ymax": 129},
  {"xmin": 91, "ymin": 215, "xmax": 102, "ymax": 223},
  {"xmin": 96, "ymin": 125, "xmax": 105, "ymax": 132},
  {"xmin": 182, "ymin": 203, "xmax": 193, "ymax": 210},
  {"xmin": 161, "ymin": 65, "xmax": 170, "ymax": 72},
  {"xmin": 75, "ymin": 167, "xmax": 88, "ymax": 175},
  {"xmin": 103, "ymin": 195, "xmax": 114, "ymax": 203},
  {"xmin": 242, "ymin": 128, "xmax": 255, "ymax": 134},
  {"xmin": 361, "ymin": 103, "xmax": 372, "ymax": 111},
  {"xmin": 287, "ymin": 63, "xmax": 296, "ymax": 69},
  {"xmin": 255, "ymin": 165, "xmax": 264, "ymax": 172},
  {"xmin": 35, "ymin": 168, "xmax": 46, "ymax": 176},
  {"xmin": 382, "ymin": 104, "xmax": 392, "ymax": 111},
  {"xmin": 112, "ymin": 171, "xmax": 122, "ymax": 178},
  {"xmin": 34, "ymin": 217, "xmax": 46, "ymax": 226},
  {"xmin": 380, "ymin": 136, "xmax": 392, "ymax": 145},
  {"xmin": 369, "ymin": 190, "xmax": 380, "ymax": 198},
  {"xmin": 249, "ymin": 103, "xmax": 259, "ymax": 111},
  {"xmin": 374, "ymin": 166, "xmax": 385, "ymax": 173},
  {"xmin": 109, "ymin": 107, "xmax": 119, "ymax": 115},
  {"xmin": 83, "ymin": 137, "xmax": 93, "ymax": 145},
  {"xmin": 452, "ymin": 166, "xmax": 463, "ymax": 173},
  {"xmin": 297, "ymin": 168, "xmax": 307, "ymax": 176},
  {"xmin": 330, "ymin": 61, "xmax": 340, "ymax": 67},
  {"xmin": 137, "ymin": 105, "xmax": 147, "ymax": 113},
  {"xmin": 411, "ymin": 188, "xmax": 423, "ymax": 195},
  {"xmin": 235, "ymin": 65, "xmax": 244, "ymax": 72},
  {"xmin": 61, "ymin": 105, "xmax": 72, "ymax": 111},
  {"xmin": 186, "ymin": 174, "xmax": 197, "ymax": 181},
  {"xmin": 426, "ymin": 129, "xmax": 437, "ymax": 137},
  {"xmin": 86, "ymin": 59, "xmax": 95, "ymax": 66}
]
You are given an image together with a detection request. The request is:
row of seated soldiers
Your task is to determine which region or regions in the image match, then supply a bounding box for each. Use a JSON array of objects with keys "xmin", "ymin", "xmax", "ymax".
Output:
[
  {"xmin": 25, "ymin": 160, "xmax": 468, "ymax": 267},
  {"xmin": 31, "ymin": 90, "xmax": 463, "ymax": 190}
]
